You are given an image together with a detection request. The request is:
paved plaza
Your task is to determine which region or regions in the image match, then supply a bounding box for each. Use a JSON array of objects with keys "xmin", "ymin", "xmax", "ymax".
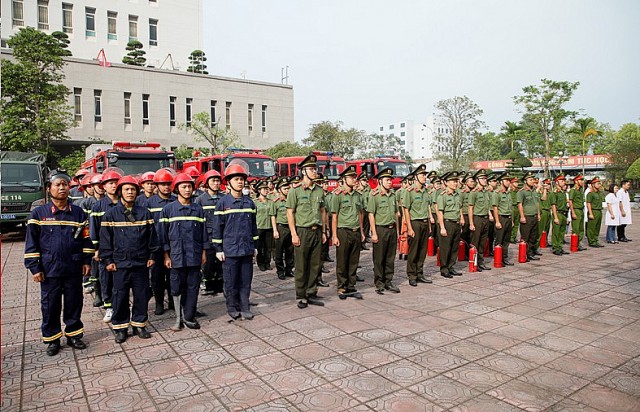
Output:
[{"xmin": 2, "ymin": 215, "xmax": 640, "ymax": 411}]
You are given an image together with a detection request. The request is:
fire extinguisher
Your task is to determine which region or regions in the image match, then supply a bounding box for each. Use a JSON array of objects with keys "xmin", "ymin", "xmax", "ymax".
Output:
[
  {"xmin": 458, "ymin": 240, "xmax": 466, "ymax": 261},
  {"xmin": 469, "ymin": 246, "xmax": 478, "ymax": 272},
  {"xmin": 539, "ymin": 231, "xmax": 547, "ymax": 248},
  {"xmin": 494, "ymin": 245, "xmax": 503, "ymax": 268},
  {"xmin": 570, "ymin": 233, "xmax": 579, "ymax": 252},
  {"xmin": 427, "ymin": 236, "xmax": 435, "ymax": 256},
  {"xmin": 518, "ymin": 240, "xmax": 528, "ymax": 263},
  {"xmin": 436, "ymin": 247, "xmax": 441, "ymax": 266}
]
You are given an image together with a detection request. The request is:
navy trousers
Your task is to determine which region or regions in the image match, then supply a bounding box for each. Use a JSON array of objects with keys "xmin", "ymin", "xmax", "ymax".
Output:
[
  {"xmin": 40, "ymin": 276, "xmax": 84, "ymax": 342},
  {"xmin": 151, "ymin": 255, "xmax": 171, "ymax": 301},
  {"xmin": 99, "ymin": 261, "xmax": 114, "ymax": 308},
  {"xmin": 111, "ymin": 266, "xmax": 152, "ymax": 330},
  {"xmin": 203, "ymin": 249, "xmax": 223, "ymax": 293},
  {"xmin": 222, "ymin": 256, "xmax": 254, "ymax": 316},
  {"xmin": 170, "ymin": 266, "xmax": 201, "ymax": 322}
]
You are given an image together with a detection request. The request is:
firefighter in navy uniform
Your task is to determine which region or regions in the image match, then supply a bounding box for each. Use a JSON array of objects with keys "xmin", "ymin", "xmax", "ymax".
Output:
[
  {"xmin": 100, "ymin": 176, "xmax": 159, "ymax": 343},
  {"xmin": 136, "ymin": 171, "xmax": 156, "ymax": 207},
  {"xmin": 195, "ymin": 169, "xmax": 224, "ymax": 295},
  {"xmin": 24, "ymin": 170, "xmax": 94, "ymax": 356}
]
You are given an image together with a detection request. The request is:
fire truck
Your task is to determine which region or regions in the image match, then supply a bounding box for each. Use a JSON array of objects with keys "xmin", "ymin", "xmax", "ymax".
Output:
[
  {"xmin": 276, "ymin": 151, "xmax": 346, "ymax": 191},
  {"xmin": 346, "ymin": 155, "xmax": 410, "ymax": 189},
  {"xmin": 81, "ymin": 142, "xmax": 176, "ymax": 175},
  {"xmin": 178, "ymin": 148, "xmax": 275, "ymax": 182}
]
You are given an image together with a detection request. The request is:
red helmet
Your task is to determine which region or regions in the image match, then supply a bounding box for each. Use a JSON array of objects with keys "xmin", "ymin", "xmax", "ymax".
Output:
[
  {"xmin": 154, "ymin": 168, "xmax": 176, "ymax": 184},
  {"xmin": 90, "ymin": 173, "xmax": 103, "ymax": 185},
  {"xmin": 183, "ymin": 166, "xmax": 201, "ymax": 178},
  {"xmin": 140, "ymin": 171, "xmax": 156, "ymax": 184},
  {"xmin": 224, "ymin": 164, "xmax": 248, "ymax": 182},
  {"xmin": 102, "ymin": 169, "xmax": 123, "ymax": 183},
  {"xmin": 172, "ymin": 173, "xmax": 195, "ymax": 193},
  {"xmin": 80, "ymin": 173, "xmax": 95, "ymax": 187},
  {"xmin": 74, "ymin": 168, "xmax": 91, "ymax": 178},
  {"xmin": 201, "ymin": 170, "xmax": 222, "ymax": 185},
  {"xmin": 116, "ymin": 175, "xmax": 140, "ymax": 193},
  {"xmin": 69, "ymin": 180, "xmax": 79, "ymax": 188}
]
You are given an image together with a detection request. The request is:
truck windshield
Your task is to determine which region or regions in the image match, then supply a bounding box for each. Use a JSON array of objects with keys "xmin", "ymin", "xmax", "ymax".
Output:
[
  {"xmin": 234, "ymin": 157, "xmax": 275, "ymax": 177},
  {"xmin": 108, "ymin": 157, "xmax": 174, "ymax": 175},
  {"xmin": 1, "ymin": 163, "xmax": 42, "ymax": 189},
  {"xmin": 380, "ymin": 161, "xmax": 410, "ymax": 177},
  {"xmin": 318, "ymin": 160, "xmax": 346, "ymax": 177}
]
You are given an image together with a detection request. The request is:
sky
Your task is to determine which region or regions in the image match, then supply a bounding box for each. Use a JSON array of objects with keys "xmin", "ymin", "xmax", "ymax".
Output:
[{"xmin": 203, "ymin": 0, "xmax": 640, "ymax": 140}]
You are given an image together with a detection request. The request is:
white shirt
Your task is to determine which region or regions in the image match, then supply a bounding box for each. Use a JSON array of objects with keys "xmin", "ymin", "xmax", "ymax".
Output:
[
  {"xmin": 605, "ymin": 192, "xmax": 620, "ymax": 226},
  {"xmin": 617, "ymin": 188, "xmax": 632, "ymax": 225}
]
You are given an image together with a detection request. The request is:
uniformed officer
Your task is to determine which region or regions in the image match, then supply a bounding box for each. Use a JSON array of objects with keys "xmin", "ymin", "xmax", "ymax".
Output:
[
  {"xmin": 286, "ymin": 154, "xmax": 327, "ymax": 309},
  {"xmin": 80, "ymin": 173, "xmax": 105, "ymax": 306},
  {"xmin": 331, "ymin": 165, "xmax": 365, "ymax": 299},
  {"xmin": 396, "ymin": 173, "xmax": 412, "ymax": 260},
  {"xmin": 195, "ymin": 169, "xmax": 224, "ymax": 295},
  {"xmin": 357, "ymin": 171, "xmax": 372, "ymax": 250},
  {"xmin": 254, "ymin": 180, "xmax": 276, "ymax": 271},
  {"xmin": 159, "ymin": 173, "xmax": 209, "ymax": 330},
  {"xmin": 550, "ymin": 175, "xmax": 570, "ymax": 255},
  {"xmin": 510, "ymin": 177, "xmax": 521, "ymax": 243},
  {"xmin": 486, "ymin": 173, "xmax": 498, "ymax": 256},
  {"xmin": 147, "ymin": 168, "xmax": 177, "ymax": 315},
  {"xmin": 24, "ymin": 169, "xmax": 93, "ymax": 356},
  {"xmin": 69, "ymin": 168, "xmax": 90, "ymax": 204},
  {"xmin": 491, "ymin": 173, "xmax": 514, "ymax": 266},
  {"xmin": 429, "ymin": 171, "xmax": 442, "ymax": 250},
  {"xmin": 273, "ymin": 178, "xmax": 294, "ymax": 280},
  {"xmin": 568, "ymin": 174, "xmax": 586, "ymax": 251},
  {"xmin": 436, "ymin": 171, "xmax": 464, "ymax": 278},
  {"xmin": 100, "ymin": 176, "xmax": 158, "ymax": 343},
  {"xmin": 402, "ymin": 164, "xmax": 434, "ymax": 286},
  {"xmin": 289, "ymin": 175, "xmax": 302, "ymax": 189},
  {"xmin": 537, "ymin": 178, "xmax": 551, "ymax": 247},
  {"xmin": 76, "ymin": 174, "xmax": 96, "ymax": 293},
  {"xmin": 517, "ymin": 172, "xmax": 541, "ymax": 261},
  {"xmin": 75, "ymin": 173, "xmax": 95, "ymax": 207},
  {"xmin": 460, "ymin": 173, "xmax": 476, "ymax": 260},
  {"xmin": 586, "ymin": 176, "xmax": 605, "ymax": 247},
  {"xmin": 136, "ymin": 171, "xmax": 156, "ymax": 206},
  {"xmin": 368, "ymin": 167, "xmax": 401, "ymax": 294},
  {"xmin": 468, "ymin": 169, "xmax": 493, "ymax": 271},
  {"xmin": 319, "ymin": 174, "xmax": 334, "ymax": 264},
  {"xmin": 212, "ymin": 164, "xmax": 259, "ymax": 320}
]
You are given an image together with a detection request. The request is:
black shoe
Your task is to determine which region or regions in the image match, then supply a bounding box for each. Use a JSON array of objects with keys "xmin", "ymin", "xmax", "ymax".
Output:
[
  {"xmin": 385, "ymin": 283, "xmax": 400, "ymax": 293},
  {"xmin": 114, "ymin": 329, "xmax": 128, "ymax": 344},
  {"xmin": 297, "ymin": 300, "xmax": 308, "ymax": 308},
  {"xmin": 416, "ymin": 278, "xmax": 428, "ymax": 283},
  {"xmin": 154, "ymin": 302, "xmax": 164, "ymax": 316},
  {"xmin": 317, "ymin": 279, "xmax": 330, "ymax": 287},
  {"xmin": 195, "ymin": 310, "xmax": 206, "ymax": 318},
  {"xmin": 349, "ymin": 291, "xmax": 363, "ymax": 299},
  {"xmin": 478, "ymin": 264, "xmax": 492, "ymax": 271},
  {"xmin": 553, "ymin": 250, "xmax": 563, "ymax": 256},
  {"xmin": 278, "ymin": 273, "xmax": 286, "ymax": 280},
  {"xmin": 93, "ymin": 294, "xmax": 103, "ymax": 308},
  {"xmin": 356, "ymin": 275, "xmax": 364, "ymax": 282},
  {"xmin": 286, "ymin": 272, "xmax": 294, "ymax": 278},
  {"xmin": 133, "ymin": 326, "xmax": 151, "ymax": 339},
  {"xmin": 527, "ymin": 255, "xmax": 540, "ymax": 261},
  {"xmin": 409, "ymin": 280, "xmax": 417, "ymax": 287},
  {"xmin": 450, "ymin": 269, "xmax": 463, "ymax": 276},
  {"xmin": 403, "ymin": 255, "xmax": 408, "ymax": 260},
  {"xmin": 376, "ymin": 288, "xmax": 384, "ymax": 295},
  {"xmin": 441, "ymin": 272, "xmax": 453, "ymax": 279},
  {"xmin": 503, "ymin": 260, "xmax": 514, "ymax": 266},
  {"xmin": 167, "ymin": 299, "xmax": 175, "ymax": 311},
  {"xmin": 46, "ymin": 341, "xmax": 61, "ymax": 356},
  {"xmin": 534, "ymin": 251, "xmax": 543, "ymax": 256},
  {"xmin": 241, "ymin": 311, "xmax": 255, "ymax": 320},
  {"xmin": 577, "ymin": 246, "xmax": 587, "ymax": 251},
  {"xmin": 67, "ymin": 337, "xmax": 87, "ymax": 349},
  {"xmin": 183, "ymin": 319, "xmax": 201, "ymax": 329},
  {"xmin": 307, "ymin": 296, "xmax": 325, "ymax": 306},
  {"xmin": 561, "ymin": 250, "xmax": 570, "ymax": 255},
  {"xmin": 322, "ymin": 255, "xmax": 334, "ymax": 262},
  {"xmin": 476, "ymin": 266, "xmax": 483, "ymax": 272},
  {"xmin": 201, "ymin": 289, "xmax": 217, "ymax": 296},
  {"xmin": 338, "ymin": 292, "xmax": 348, "ymax": 300}
]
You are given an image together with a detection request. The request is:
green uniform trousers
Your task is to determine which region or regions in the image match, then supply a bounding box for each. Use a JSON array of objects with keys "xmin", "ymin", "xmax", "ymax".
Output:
[
  {"xmin": 274, "ymin": 224, "xmax": 294, "ymax": 277},
  {"xmin": 520, "ymin": 215, "xmax": 539, "ymax": 257},
  {"xmin": 510, "ymin": 206, "xmax": 520, "ymax": 243},
  {"xmin": 471, "ymin": 215, "xmax": 490, "ymax": 266},
  {"xmin": 538, "ymin": 209, "xmax": 551, "ymax": 245},
  {"xmin": 552, "ymin": 213, "xmax": 567, "ymax": 252},
  {"xmin": 335, "ymin": 228, "xmax": 361, "ymax": 292},
  {"xmin": 438, "ymin": 220, "xmax": 461, "ymax": 274},
  {"xmin": 294, "ymin": 226, "xmax": 321, "ymax": 300},
  {"xmin": 372, "ymin": 225, "xmax": 397, "ymax": 289},
  {"xmin": 586, "ymin": 210, "xmax": 603, "ymax": 246},
  {"xmin": 494, "ymin": 215, "xmax": 513, "ymax": 262},
  {"xmin": 407, "ymin": 220, "xmax": 430, "ymax": 281},
  {"xmin": 571, "ymin": 209, "xmax": 585, "ymax": 243}
]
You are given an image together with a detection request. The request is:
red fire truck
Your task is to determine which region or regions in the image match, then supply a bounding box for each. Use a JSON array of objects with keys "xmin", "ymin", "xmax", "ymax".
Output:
[
  {"xmin": 178, "ymin": 148, "xmax": 275, "ymax": 182},
  {"xmin": 81, "ymin": 142, "xmax": 176, "ymax": 175},
  {"xmin": 276, "ymin": 151, "xmax": 346, "ymax": 191},
  {"xmin": 346, "ymin": 155, "xmax": 410, "ymax": 189}
]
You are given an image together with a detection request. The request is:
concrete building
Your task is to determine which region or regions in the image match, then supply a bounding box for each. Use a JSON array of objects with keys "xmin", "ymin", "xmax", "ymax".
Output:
[{"xmin": 378, "ymin": 116, "xmax": 448, "ymax": 169}]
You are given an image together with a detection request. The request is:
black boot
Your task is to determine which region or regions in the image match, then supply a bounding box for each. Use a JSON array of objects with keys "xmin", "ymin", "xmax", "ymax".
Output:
[
  {"xmin": 133, "ymin": 326, "xmax": 151, "ymax": 339},
  {"xmin": 154, "ymin": 296, "xmax": 164, "ymax": 315},
  {"xmin": 46, "ymin": 340, "xmax": 61, "ymax": 356}
]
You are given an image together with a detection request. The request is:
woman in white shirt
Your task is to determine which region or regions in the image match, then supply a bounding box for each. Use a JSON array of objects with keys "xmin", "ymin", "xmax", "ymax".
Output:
[
  {"xmin": 605, "ymin": 184, "xmax": 620, "ymax": 243},
  {"xmin": 617, "ymin": 179, "xmax": 633, "ymax": 242}
]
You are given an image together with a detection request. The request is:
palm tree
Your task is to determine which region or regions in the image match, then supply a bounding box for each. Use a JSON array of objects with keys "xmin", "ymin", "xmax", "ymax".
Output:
[
  {"xmin": 569, "ymin": 117, "xmax": 603, "ymax": 175},
  {"xmin": 502, "ymin": 121, "xmax": 524, "ymax": 152}
]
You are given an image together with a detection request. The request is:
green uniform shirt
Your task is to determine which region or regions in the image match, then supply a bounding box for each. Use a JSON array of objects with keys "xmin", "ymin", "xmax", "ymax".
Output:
[
  {"xmin": 461, "ymin": 190, "xmax": 471, "ymax": 210},
  {"xmin": 517, "ymin": 188, "xmax": 539, "ymax": 216},
  {"xmin": 359, "ymin": 186, "xmax": 371, "ymax": 211},
  {"xmin": 402, "ymin": 185, "xmax": 432, "ymax": 220},
  {"xmin": 286, "ymin": 183, "xmax": 325, "ymax": 227},
  {"xmin": 539, "ymin": 190, "xmax": 551, "ymax": 211},
  {"xmin": 550, "ymin": 190, "xmax": 568, "ymax": 212},
  {"xmin": 274, "ymin": 196, "xmax": 288, "ymax": 225},
  {"xmin": 255, "ymin": 198, "xmax": 275, "ymax": 229},
  {"xmin": 368, "ymin": 189, "xmax": 397, "ymax": 226},
  {"xmin": 396, "ymin": 188, "xmax": 405, "ymax": 207},
  {"xmin": 569, "ymin": 187, "xmax": 585, "ymax": 210},
  {"xmin": 586, "ymin": 190, "xmax": 604, "ymax": 210},
  {"xmin": 468, "ymin": 188, "xmax": 491, "ymax": 216},
  {"xmin": 492, "ymin": 189, "xmax": 512, "ymax": 216},
  {"xmin": 331, "ymin": 189, "xmax": 363, "ymax": 229},
  {"xmin": 431, "ymin": 189, "xmax": 442, "ymax": 213},
  {"xmin": 324, "ymin": 192, "xmax": 334, "ymax": 214},
  {"xmin": 437, "ymin": 190, "xmax": 462, "ymax": 220},
  {"xmin": 510, "ymin": 190, "xmax": 519, "ymax": 207}
]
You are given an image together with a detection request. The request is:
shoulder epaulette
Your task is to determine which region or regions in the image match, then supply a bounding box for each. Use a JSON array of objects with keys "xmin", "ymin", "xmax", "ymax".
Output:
[
  {"xmin": 371, "ymin": 189, "xmax": 379, "ymax": 196},
  {"xmin": 333, "ymin": 188, "xmax": 343, "ymax": 195}
]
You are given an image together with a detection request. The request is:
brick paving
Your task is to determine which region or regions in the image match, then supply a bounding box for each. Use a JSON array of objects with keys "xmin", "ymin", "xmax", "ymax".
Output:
[{"xmin": 2, "ymin": 214, "xmax": 640, "ymax": 411}]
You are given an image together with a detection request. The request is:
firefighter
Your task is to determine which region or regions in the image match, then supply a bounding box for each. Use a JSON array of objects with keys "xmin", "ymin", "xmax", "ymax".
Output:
[
  {"xmin": 159, "ymin": 173, "xmax": 209, "ymax": 330},
  {"xmin": 80, "ymin": 173, "xmax": 105, "ymax": 306},
  {"xmin": 212, "ymin": 164, "xmax": 259, "ymax": 320},
  {"xmin": 136, "ymin": 171, "xmax": 156, "ymax": 206},
  {"xmin": 24, "ymin": 169, "xmax": 93, "ymax": 356},
  {"xmin": 195, "ymin": 169, "xmax": 224, "ymax": 295},
  {"xmin": 100, "ymin": 176, "xmax": 158, "ymax": 343},
  {"xmin": 69, "ymin": 168, "xmax": 90, "ymax": 204},
  {"xmin": 183, "ymin": 166, "xmax": 205, "ymax": 197}
]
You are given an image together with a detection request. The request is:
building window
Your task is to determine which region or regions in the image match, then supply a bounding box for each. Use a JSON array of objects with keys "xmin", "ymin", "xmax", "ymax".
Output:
[
  {"xmin": 73, "ymin": 88, "xmax": 82, "ymax": 121},
  {"xmin": 400, "ymin": 131, "xmax": 405, "ymax": 137},
  {"xmin": 247, "ymin": 104, "xmax": 254, "ymax": 133},
  {"xmin": 124, "ymin": 92, "xmax": 131, "ymax": 125},
  {"xmin": 107, "ymin": 11, "xmax": 117, "ymax": 40},
  {"xmin": 389, "ymin": 124, "xmax": 394, "ymax": 130},
  {"xmin": 400, "ymin": 122, "xmax": 406, "ymax": 128},
  {"xmin": 261, "ymin": 105, "xmax": 267, "ymax": 133},
  {"xmin": 62, "ymin": 3, "xmax": 73, "ymax": 33},
  {"xmin": 169, "ymin": 96, "xmax": 176, "ymax": 127},
  {"xmin": 12, "ymin": 1, "xmax": 24, "ymax": 27},
  {"xmin": 379, "ymin": 126, "xmax": 383, "ymax": 132},
  {"xmin": 225, "ymin": 102, "xmax": 231, "ymax": 131},
  {"xmin": 142, "ymin": 94, "xmax": 150, "ymax": 125},
  {"xmin": 38, "ymin": 1, "xmax": 49, "ymax": 30},
  {"xmin": 210, "ymin": 100, "xmax": 217, "ymax": 127},
  {"xmin": 94, "ymin": 90, "xmax": 102, "ymax": 123},
  {"xmin": 186, "ymin": 98, "xmax": 193, "ymax": 127},
  {"xmin": 149, "ymin": 19, "xmax": 158, "ymax": 46},
  {"xmin": 85, "ymin": 7, "xmax": 96, "ymax": 37},
  {"xmin": 129, "ymin": 15, "xmax": 138, "ymax": 40}
]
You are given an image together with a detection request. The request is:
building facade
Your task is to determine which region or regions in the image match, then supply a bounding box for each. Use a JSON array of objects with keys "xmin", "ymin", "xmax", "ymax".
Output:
[{"xmin": 378, "ymin": 116, "xmax": 449, "ymax": 169}]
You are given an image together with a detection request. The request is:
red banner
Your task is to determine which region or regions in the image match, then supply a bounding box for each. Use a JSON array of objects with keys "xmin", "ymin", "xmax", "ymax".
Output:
[{"xmin": 471, "ymin": 154, "xmax": 611, "ymax": 170}]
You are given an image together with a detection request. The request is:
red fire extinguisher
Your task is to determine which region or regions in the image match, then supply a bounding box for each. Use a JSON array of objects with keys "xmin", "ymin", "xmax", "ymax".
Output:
[
  {"xmin": 539, "ymin": 231, "xmax": 547, "ymax": 248},
  {"xmin": 469, "ymin": 246, "xmax": 478, "ymax": 272},
  {"xmin": 484, "ymin": 238, "xmax": 490, "ymax": 257},
  {"xmin": 427, "ymin": 236, "xmax": 435, "ymax": 256},
  {"xmin": 436, "ymin": 247, "xmax": 441, "ymax": 266},
  {"xmin": 518, "ymin": 240, "xmax": 528, "ymax": 263},
  {"xmin": 494, "ymin": 245, "xmax": 503, "ymax": 268},
  {"xmin": 570, "ymin": 233, "xmax": 579, "ymax": 252},
  {"xmin": 458, "ymin": 240, "xmax": 466, "ymax": 262}
]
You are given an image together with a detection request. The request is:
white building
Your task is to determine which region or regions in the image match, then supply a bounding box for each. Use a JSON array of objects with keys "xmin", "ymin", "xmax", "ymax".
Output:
[{"xmin": 378, "ymin": 116, "xmax": 449, "ymax": 169}]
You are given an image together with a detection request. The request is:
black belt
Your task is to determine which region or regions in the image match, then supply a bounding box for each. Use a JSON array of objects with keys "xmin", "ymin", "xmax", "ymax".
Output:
[
  {"xmin": 445, "ymin": 219, "xmax": 459, "ymax": 222},
  {"xmin": 411, "ymin": 219, "xmax": 429, "ymax": 223},
  {"xmin": 474, "ymin": 215, "xmax": 489, "ymax": 219},
  {"xmin": 376, "ymin": 224, "xmax": 396, "ymax": 229},
  {"xmin": 339, "ymin": 227, "xmax": 359, "ymax": 232},
  {"xmin": 277, "ymin": 223, "xmax": 289, "ymax": 227},
  {"xmin": 500, "ymin": 215, "xmax": 512, "ymax": 217},
  {"xmin": 297, "ymin": 225, "xmax": 320, "ymax": 230}
]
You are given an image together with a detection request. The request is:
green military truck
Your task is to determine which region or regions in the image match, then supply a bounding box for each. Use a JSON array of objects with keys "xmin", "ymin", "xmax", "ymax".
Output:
[{"xmin": 1, "ymin": 151, "xmax": 48, "ymax": 231}]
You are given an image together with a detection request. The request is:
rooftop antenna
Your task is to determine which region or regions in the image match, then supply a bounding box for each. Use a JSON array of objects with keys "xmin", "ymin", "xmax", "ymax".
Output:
[
  {"xmin": 159, "ymin": 53, "xmax": 175, "ymax": 70},
  {"xmin": 281, "ymin": 66, "xmax": 289, "ymax": 85}
]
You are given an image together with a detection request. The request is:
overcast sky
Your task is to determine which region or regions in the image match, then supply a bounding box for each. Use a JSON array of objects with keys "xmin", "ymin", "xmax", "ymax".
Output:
[{"xmin": 203, "ymin": 0, "xmax": 639, "ymax": 140}]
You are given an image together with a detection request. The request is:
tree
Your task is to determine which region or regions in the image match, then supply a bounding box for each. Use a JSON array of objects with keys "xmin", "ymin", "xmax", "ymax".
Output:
[
  {"xmin": 513, "ymin": 79, "xmax": 580, "ymax": 177},
  {"xmin": 469, "ymin": 131, "xmax": 505, "ymax": 162},
  {"xmin": 0, "ymin": 27, "xmax": 75, "ymax": 157},
  {"xmin": 56, "ymin": 147, "xmax": 86, "ymax": 172},
  {"xmin": 178, "ymin": 112, "xmax": 242, "ymax": 153},
  {"xmin": 357, "ymin": 133, "xmax": 407, "ymax": 159},
  {"xmin": 606, "ymin": 123, "xmax": 640, "ymax": 180},
  {"xmin": 433, "ymin": 96, "xmax": 486, "ymax": 170},
  {"xmin": 51, "ymin": 31, "xmax": 72, "ymax": 56},
  {"xmin": 303, "ymin": 121, "xmax": 365, "ymax": 160},
  {"xmin": 264, "ymin": 141, "xmax": 312, "ymax": 159},
  {"xmin": 122, "ymin": 40, "xmax": 146, "ymax": 66},
  {"xmin": 187, "ymin": 50, "xmax": 208, "ymax": 74},
  {"xmin": 626, "ymin": 157, "xmax": 640, "ymax": 180},
  {"xmin": 501, "ymin": 121, "xmax": 526, "ymax": 154}
]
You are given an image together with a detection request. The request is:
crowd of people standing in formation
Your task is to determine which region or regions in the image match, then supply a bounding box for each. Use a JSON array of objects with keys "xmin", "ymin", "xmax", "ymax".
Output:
[{"xmin": 24, "ymin": 155, "xmax": 634, "ymax": 356}]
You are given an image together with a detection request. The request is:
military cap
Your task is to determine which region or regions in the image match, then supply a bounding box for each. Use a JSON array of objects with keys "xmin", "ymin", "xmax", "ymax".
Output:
[
  {"xmin": 426, "ymin": 170, "xmax": 438, "ymax": 179},
  {"xmin": 542, "ymin": 178, "xmax": 551, "ymax": 185},
  {"xmin": 276, "ymin": 178, "xmax": 290, "ymax": 190},
  {"xmin": 254, "ymin": 180, "xmax": 269, "ymax": 190},
  {"xmin": 590, "ymin": 176, "xmax": 601, "ymax": 184},
  {"xmin": 298, "ymin": 154, "xmax": 317, "ymax": 169},
  {"xmin": 573, "ymin": 174, "xmax": 584, "ymax": 181},
  {"xmin": 269, "ymin": 175, "xmax": 279, "ymax": 182},
  {"xmin": 314, "ymin": 172, "xmax": 328, "ymax": 184},
  {"xmin": 473, "ymin": 169, "xmax": 488, "ymax": 179},
  {"xmin": 401, "ymin": 173, "xmax": 413, "ymax": 183},
  {"xmin": 498, "ymin": 172, "xmax": 512, "ymax": 181},
  {"xmin": 445, "ymin": 171, "xmax": 461, "ymax": 181},
  {"xmin": 357, "ymin": 171, "xmax": 368, "ymax": 181},
  {"xmin": 340, "ymin": 165, "xmax": 358, "ymax": 178},
  {"xmin": 440, "ymin": 172, "xmax": 451, "ymax": 181},
  {"xmin": 290, "ymin": 175, "xmax": 302, "ymax": 184},
  {"xmin": 521, "ymin": 171, "xmax": 536, "ymax": 181},
  {"xmin": 374, "ymin": 167, "xmax": 394, "ymax": 179},
  {"xmin": 412, "ymin": 164, "xmax": 427, "ymax": 175},
  {"xmin": 554, "ymin": 174, "xmax": 566, "ymax": 182},
  {"xmin": 487, "ymin": 173, "xmax": 498, "ymax": 183},
  {"xmin": 510, "ymin": 176, "xmax": 519, "ymax": 183}
]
